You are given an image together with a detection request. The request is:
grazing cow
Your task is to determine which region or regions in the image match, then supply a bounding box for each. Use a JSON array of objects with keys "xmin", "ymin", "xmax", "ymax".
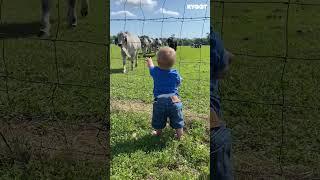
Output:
[
  {"xmin": 167, "ymin": 37, "xmax": 178, "ymax": 51},
  {"xmin": 40, "ymin": 0, "xmax": 89, "ymax": 37},
  {"xmin": 139, "ymin": 36, "xmax": 151, "ymax": 55},
  {"xmin": 117, "ymin": 32, "xmax": 141, "ymax": 73}
]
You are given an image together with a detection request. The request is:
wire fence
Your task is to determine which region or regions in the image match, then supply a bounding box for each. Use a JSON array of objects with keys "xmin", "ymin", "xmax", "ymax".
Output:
[
  {"xmin": 110, "ymin": 0, "xmax": 210, "ymax": 117},
  {"xmin": 213, "ymin": 0, "xmax": 320, "ymax": 179},
  {"xmin": 0, "ymin": 0, "xmax": 109, "ymax": 174}
]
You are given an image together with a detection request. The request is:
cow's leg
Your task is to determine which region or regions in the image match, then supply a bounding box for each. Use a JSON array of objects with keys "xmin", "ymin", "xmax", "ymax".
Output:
[
  {"xmin": 39, "ymin": 0, "xmax": 51, "ymax": 37},
  {"xmin": 81, "ymin": 0, "xmax": 89, "ymax": 17},
  {"xmin": 131, "ymin": 57, "xmax": 134, "ymax": 71},
  {"xmin": 135, "ymin": 52, "xmax": 138, "ymax": 67},
  {"xmin": 68, "ymin": 0, "xmax": 77, "ymax": 27},
  {"xmin": 143, "ymin": 47, "xmax": 146, "ymax": 56},
  {"xmin": 123, "ymin": 56, "xmax": 127, "ymax": 73}
]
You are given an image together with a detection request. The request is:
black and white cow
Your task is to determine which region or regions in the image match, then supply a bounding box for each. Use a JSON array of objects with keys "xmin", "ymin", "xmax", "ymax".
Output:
[
  {"xmin": 154, "ymin": 38, "xmax": 162, "ymax": 51},
  {"xmin": 192, "ymin": 43, "xmax": 202, "ymax": 48},
  {"xmin": 114, "ymin": 37, "xmax": 118, "ymax": 45},
  {"xmin": 139, "ymin": 36, "xmax": 151, "ymax": 55},
  {"xmin": 167, "ymin": 37, "xmax": 178, "ymax": 51},
  {"xmin": 147, "ymin": 37, "xmax": 154, "ymax": 53}
]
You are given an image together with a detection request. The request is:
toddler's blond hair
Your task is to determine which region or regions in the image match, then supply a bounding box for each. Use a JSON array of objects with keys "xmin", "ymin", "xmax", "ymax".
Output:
[{"xmin": 157, "ymin": 47, "xmax": 176, "ymax": 69}]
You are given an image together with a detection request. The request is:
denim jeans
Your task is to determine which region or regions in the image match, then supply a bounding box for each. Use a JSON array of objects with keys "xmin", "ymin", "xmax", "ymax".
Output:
[
  {"xmin": 210, "ymin": 126, "xmax": 233, "ymax": 180},
  {"xmin": 152, "ymin": 97, "xmax": 184, "ymax": 129}
]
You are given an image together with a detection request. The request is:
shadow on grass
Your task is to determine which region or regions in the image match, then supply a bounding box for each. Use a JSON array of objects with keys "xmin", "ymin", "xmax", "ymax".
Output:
[
  {"xmin": 110, "ymin": 68, "xmax": 123, "ymax": 74},
  {"xmin": 0, "ymin": 22, "xmax": 40, "ymax": 39},
  {"xmin": 111, "ymin": 133, "xmax": 171, "ymax": 157}
]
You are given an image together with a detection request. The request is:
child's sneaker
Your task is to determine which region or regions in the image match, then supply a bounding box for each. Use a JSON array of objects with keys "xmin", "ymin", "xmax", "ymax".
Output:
[
  {"xmin": 174, "ymin": 128, "xmax": 184, "ymax": 140},
  {"xmin": 151, "ymin": 130, "xmax": 162, "ymax": 136}
]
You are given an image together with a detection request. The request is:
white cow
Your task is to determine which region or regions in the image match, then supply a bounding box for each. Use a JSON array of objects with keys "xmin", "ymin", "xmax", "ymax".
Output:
[
  {"xmin": 40, "ymin": 0, "xmax": 89, "ymax": 37},
  {"xmin": 117, "ymin": 32, "xmax": 141, "ymax": 73}
]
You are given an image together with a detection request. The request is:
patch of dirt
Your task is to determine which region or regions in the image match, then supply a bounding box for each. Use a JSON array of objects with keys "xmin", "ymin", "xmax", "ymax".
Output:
[
  {"xmin": 0, "ymin": 115, "xmax": 108, "ymax": 164},
  {"xmin": 111, "ymin": 99, "xmax": 209, "ymax": 126}
]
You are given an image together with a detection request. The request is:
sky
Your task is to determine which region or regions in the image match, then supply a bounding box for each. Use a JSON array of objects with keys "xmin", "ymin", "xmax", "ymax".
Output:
[{"xmin": 110, "ymin": 0, "xmax": 210, "ymax": 39}]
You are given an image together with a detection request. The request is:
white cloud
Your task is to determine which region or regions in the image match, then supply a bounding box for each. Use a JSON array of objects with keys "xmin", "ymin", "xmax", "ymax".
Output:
[
  {"xmin": 115, "ymin": 0, "xmax": 157, "ymax": 10},
  {"xmin": 155, "ymin": 8, "xmax": 179, "ymax": 16},
  {"xmin": 111, "ymin": 11, "xmax": 136, "ymax": 17}
]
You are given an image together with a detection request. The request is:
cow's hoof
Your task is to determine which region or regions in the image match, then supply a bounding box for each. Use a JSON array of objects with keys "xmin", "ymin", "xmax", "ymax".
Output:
[
  {"xmin": 38, "ymin": 31, "xmax": 49, "ymax": 38},
  {"xmin": 69, "ymin": 18, "xmax": 77, "ymax": 28},
  {"xmin": 68, "ymin": 23, "xmax": 77, "ymax": 28},
  {"xmin": 81, "ymin": 8, "xmax": 88, "ymax": 17}
]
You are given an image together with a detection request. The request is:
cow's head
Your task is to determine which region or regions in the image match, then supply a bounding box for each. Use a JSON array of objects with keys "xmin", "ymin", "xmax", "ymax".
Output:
[
  {"xmin": 155, "ymin": 38, "xmax": 161, "ymax": 44},
  {"xmin": 117, "ymin": 32, "xmax": 128, "ymax": 47}
]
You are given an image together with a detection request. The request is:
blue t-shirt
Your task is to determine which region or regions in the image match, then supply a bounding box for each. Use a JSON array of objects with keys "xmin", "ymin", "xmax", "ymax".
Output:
[
  {"xmin": 149, "ymin": 66, "xmax": 182, "ymax": 97},
  {"xmin": 210, "ymin": 26, "xmax": 228, "ymax": 117}
]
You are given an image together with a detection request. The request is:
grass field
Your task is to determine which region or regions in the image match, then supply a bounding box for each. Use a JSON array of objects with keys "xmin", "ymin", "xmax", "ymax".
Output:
[
  {"xmin": 110, "ymin": 44, "xmax": 210, "ymax": 179},
  {"xmin": 214, "ymin": 0, "xmax": 320, "ymax": 179},
  {"xmin": 0, "ymin": 1, "xmax": 108, "ymax": 179}
]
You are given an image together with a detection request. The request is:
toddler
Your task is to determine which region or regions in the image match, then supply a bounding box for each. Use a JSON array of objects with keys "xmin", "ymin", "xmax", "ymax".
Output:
[{"xmin": 145, "ymin": 47, "xmax": 184, "ymax": 140}]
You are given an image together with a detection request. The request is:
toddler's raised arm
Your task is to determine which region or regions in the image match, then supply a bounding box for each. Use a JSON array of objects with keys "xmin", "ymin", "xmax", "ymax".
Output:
[{"xmin": 145, "ymin": 57, "xmax": 154, "ymax": 69}]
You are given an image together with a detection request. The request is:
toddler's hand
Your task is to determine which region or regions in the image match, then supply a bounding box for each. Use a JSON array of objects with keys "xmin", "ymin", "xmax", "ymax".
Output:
[
  {"xmin": 146, "ymin": 57, "xmax": 154, "ymax": 68},
  {"xmin": 145, "ymin": 57, "xmax": 152, "ymax": 62}
]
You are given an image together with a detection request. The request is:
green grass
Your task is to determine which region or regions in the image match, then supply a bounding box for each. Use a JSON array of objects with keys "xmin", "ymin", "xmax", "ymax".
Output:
[
  {"xmin": 214, "ymin": 0, "xmax": 320, "ymax": 178},
  {"xmin": 0, "ymin": 0, "xmax": 107, "ymax": 179},
  {"xmin": 110, "ymin": 45, "xmax": 210, "ymax": 179},
  {"xmin": 0, "ymin": 158, "xmax": 106, "ymax": 180},
  {"xmin": 110, "ymin": 111, "xmax": 209, "ymax": 180}
]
